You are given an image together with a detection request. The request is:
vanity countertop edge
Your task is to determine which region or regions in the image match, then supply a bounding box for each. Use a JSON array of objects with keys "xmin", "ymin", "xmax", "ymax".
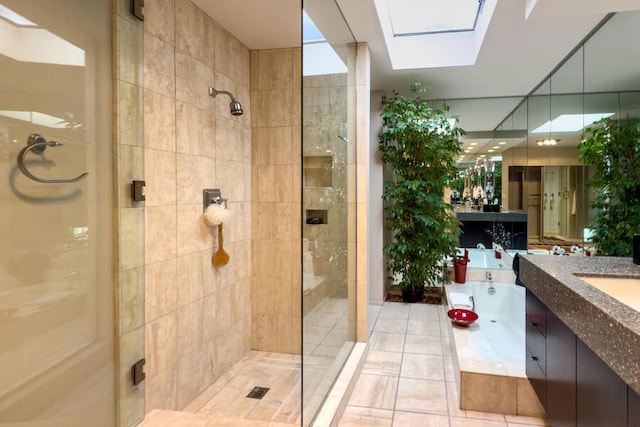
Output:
[{"xmin": 520, "ymin": 255, "xmax": 640, "ymax": 395}]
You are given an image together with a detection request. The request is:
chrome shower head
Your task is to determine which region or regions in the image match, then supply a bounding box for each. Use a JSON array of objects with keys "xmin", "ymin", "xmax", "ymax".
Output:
[{"xmin": 208, "ymin": 87, "xmax": 244, "ymax": 116}]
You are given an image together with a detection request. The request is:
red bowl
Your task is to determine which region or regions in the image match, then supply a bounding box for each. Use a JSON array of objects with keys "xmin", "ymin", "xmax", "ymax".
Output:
[{"xmin": 447, "ymin": 308, "xmax": 478, "ymax": 326}]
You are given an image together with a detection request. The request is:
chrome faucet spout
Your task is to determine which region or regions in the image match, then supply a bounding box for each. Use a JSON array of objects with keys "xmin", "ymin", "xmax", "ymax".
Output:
[{"xmin": 486, "ymin": 271, "xmax": 492, "ymax": 281}]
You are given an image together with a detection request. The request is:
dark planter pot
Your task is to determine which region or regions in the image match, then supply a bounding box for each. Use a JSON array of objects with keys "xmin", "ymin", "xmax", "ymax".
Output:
[{"xmin": 401, "ymin": 287, "xmax": 425, "ymax": 303}]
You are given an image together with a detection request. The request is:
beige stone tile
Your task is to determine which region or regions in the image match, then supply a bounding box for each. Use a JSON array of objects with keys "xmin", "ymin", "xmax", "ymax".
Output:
[
  {"xmin": 116, "ymin": 16, "xmax": 143, "ymax": 86},
  {"xmin": 465, "ymin": 411, "xmax": 507, "ymax": 422},
  {"xmin": 216, "ymin": 116, "xmax": 243, "ymax": 162},
  {"xmin": 215, "ymin": 26, "xmax": 246, "ymax": 83},
  {"xmin": 175, "ymin": 0, "xmax": 211, "ymax": 65},
  {"xmin": 116, "ymin": 80, "xmax": 143, "ymax": 150},
  {"xmin": 176, "ymin": 252, "xmax": 204, "ymax": 305},
  {"xmin": 378, "ymin": 302, "xmax": 410, "ymax": 319},
  {"xmin": 444, "ymin": 356, "xmax": 458, "ymax": 383},
  {"xmin": 139, "ymin": 409, "xmax": 211, "ymax": 426},
  {"xmin": 144, "ymin": 0, "xmax": 174, "ymax": 44},
  {"xmin": 175, "ymin": 51, "xmax": 212, "ymax": 111},
  {"xmin": 256, "ymin": 89, "xmax": 294, "ymax": 128},
  {"xmin": 256, "ymin": 49, "xmax": 294, "ymax": 90},
  {"xmin": 119, "ymin": 208, "xmax": 144, "ymax": 270},
  {"xmin": 254, "ymin": 126, "xmax": 294, "ymax": 165},
  {"xmin": 177, "ymin": 203, "xmax": 211, "ymax": 256},
  {"xmin": 370, "ymin": 332, "xmax": 405, "ymax": 352},
  {"xmin": 361, "ymin": 350, "xmax": 402, "ymax": 376},
  {"xmin": 143, "ymin": 88, "xmax": 176, "ymax": 151},
  {"xmin": 404, "ymin": 335, "xmax": 443, "ymax": 356},
  {"xmin": 338, "ymin": 406, "xmax": 393, "ymax": 426},
  {"xmin": 176, "ymin": 101, "xmax": 216, "ymax": 158},
  {"xmin": 504, "ymin": 414, "xmax": 551, "ymax": 426},
  {"xmin": 144, "ymin": 147, "xmax": 176, "ymax": 206},
  {"xmin": 144, "ymin": 32, "xmax": 175, "ymax": 97},
  {"xmin": 146, "ymin": 312, "xmax": 178, "ymax": 377},
  {"xmin": 178, "ymin": 299, "xmax": 203, "ymax": 357},
  {"xmin": 145, "ymin": 364, "xmax": 179, "ymax": 411},
  {"xmin": 216, "ymin": 158, "xmax": 248, "ymax": 204},
  {"xmin": 395, "ymin": 378, "xmax": 448, "ymax": 415},
  {"xmin": 145, "ymin": 259, "xmax": 178, "ymax": 321},
  {"xmin": 401, "ymin": 353, "xmax": 445, "ymax": 381},
  {"xmin": 392, "ymin": 411, "xmax": 449, "ymax": 427},
  {"xmin": 118, "ymin": 384, "xmax": 145, "ymax": 427},
  {"xmin": 515, "ymin": 378, "xmax": 546, "ymax": 418},
  {"xmin": 145, "ymin": 206, "xmax": 177, "ymax": 264},
  {"xmin": 177, "ymin": 342, "xmax": 216, "ymax": 409},
  {"xmin": 120, "ymin": 266, "xmax": 144, "ymax": 333},
  {"xmin": 450, "ymin": 417, "xmax": 507, "ymax": 427},
  {"xmin": 460, "ymin": 372, "xmax": 517, "ymax": 415},
  {"xmin": 176, "ymin": 154, "xmax": 217, "ymax": 204},
  {"xmin": 252, "ymin": 276, "xmax": 292, "ymax": 316},
  {"xmin": 446, "ymin": 381, "xmax": 466, "ymax": 418},
  {"xmin": 373, "ymin": 317, "xmax": 408, "ymax": 334},
  {"xmin": 347, "ymin": 373, "xmax": 397, "ymax": 410},
  {"xmin": 406, "ymin": 319, "xmax": 442, "ymax": 337}
]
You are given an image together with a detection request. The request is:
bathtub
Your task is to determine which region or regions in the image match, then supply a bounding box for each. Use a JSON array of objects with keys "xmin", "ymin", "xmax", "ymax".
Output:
[
  {"xmin": 445, "ymin": 281, "xmax": 544, "ymax": 416},
  {"xmin": 457, "ymin": 248, "xmax": 511, "ymax": 270}
]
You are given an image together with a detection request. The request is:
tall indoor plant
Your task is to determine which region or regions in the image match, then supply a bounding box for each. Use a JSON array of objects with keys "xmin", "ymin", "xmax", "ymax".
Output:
[
  {"xmin": 579, "ymin": 116, "xmax": 640, "ymax": 256},
  {"xmin": 379, "ymin": 82, "xmax": 465, "ymax": 302}
]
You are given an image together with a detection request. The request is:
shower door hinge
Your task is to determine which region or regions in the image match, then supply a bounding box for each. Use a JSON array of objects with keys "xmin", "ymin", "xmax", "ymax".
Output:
[
  {"xmin": 131, "ymin": 180, "xmax": 146, "ymax": 202},
  {"xmin": 131, "ymin": 0, "xmax": 144, "ymax": 21},
  {"xmin": 132, "ymin": 359, "xmax": 146, "ymax": 385}
]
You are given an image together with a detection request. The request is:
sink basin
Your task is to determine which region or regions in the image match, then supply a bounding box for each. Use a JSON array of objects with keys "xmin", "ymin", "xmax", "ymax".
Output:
[{"xmin": 575, "ymin": 275, "xmax": 640, "ymax": 311}]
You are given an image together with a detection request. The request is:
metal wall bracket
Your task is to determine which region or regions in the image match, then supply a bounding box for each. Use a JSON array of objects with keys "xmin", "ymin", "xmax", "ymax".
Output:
[
  {"xmin": 131, "ymin": 0, "xmax": 144, "ymax": 21},
  {"xmin": 203, "ymin": 188, "xmax": 222, "ymax": 212},
  {"xmin": 132, "ymin": 180, "xmax": 146, "ymax": 202}
]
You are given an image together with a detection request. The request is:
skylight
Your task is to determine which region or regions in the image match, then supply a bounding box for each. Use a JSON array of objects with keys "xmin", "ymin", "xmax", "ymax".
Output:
[
  {"xmin": 0, "ymin": 4, "xmax": 37, "ymax": 27},
  {"xmin": 302, "ymin": 10, "xmax": 346, "ymax": 76},
  {"xmin": 302, "ymin": 10, "xmax": 324, "ymax": 43},
  {"xmin": 389, "ymin": 0, "xmax": 483, "ymax": 36},
  {"xmin": 373, "ymin": 0, "xmax": 497, "ymax": 69},
  {"xmin": 532, "ymin": 113, "xmax": 614, "ymax": 133}
]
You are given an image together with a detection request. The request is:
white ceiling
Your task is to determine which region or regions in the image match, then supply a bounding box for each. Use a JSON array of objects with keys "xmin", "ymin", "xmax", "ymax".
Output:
[{"xmin": 192, "ymin": 0, "xmax": 640, "ymax": 136}]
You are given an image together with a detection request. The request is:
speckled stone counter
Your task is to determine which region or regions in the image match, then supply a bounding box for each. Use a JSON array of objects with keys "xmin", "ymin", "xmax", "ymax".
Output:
[{"xmin": 520, "ymin": 255, "xmax": 640, "ymax": 394}]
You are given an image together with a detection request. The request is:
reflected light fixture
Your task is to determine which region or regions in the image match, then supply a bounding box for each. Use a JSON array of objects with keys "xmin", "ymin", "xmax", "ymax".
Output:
[{"xmin": 536, "ymin": 139, "xmax": 559, "ymax": 146}]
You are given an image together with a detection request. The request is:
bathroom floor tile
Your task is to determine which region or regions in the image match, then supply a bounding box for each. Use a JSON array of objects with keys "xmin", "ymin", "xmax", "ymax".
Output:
[
  {"xmin": 338, "ymin": 406, "xmax": 393, "ymax": 426},
  {"xmin": 392, "ymin": 411, "xmax": 450, "ymax": 427}
]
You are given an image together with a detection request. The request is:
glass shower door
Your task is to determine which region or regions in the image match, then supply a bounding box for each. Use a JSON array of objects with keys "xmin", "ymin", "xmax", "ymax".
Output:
[{"xmin": 0, "ymin": 1, "xmax": 114, "ymax": 425}]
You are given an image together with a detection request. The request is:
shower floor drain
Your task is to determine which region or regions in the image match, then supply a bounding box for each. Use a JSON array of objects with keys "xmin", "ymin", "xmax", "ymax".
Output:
[{"xmin": 247, "ymin": 386, "xmax": 270, "ymax": 399}]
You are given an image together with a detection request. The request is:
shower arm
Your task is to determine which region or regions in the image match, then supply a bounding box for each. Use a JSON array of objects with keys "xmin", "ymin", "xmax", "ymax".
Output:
[{"xmin": 208, "ymin": 87, "xmax": 238, "ymax": 102}]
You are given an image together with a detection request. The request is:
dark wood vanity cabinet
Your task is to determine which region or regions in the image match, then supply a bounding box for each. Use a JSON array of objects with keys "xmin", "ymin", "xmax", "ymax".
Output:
[{"xmin": 526, "ymin": 289, "xmax": 640, "ymax": 427}]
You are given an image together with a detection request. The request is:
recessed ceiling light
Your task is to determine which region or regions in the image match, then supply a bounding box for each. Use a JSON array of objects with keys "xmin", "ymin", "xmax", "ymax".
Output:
[
  {"xmin": 470, "ymin": 142, "xmax": 478, "ymax": 146},
  {"xmin": 479, "ymin": 154, "xmax": 486, "ymax": 158},
  {"xmin": 498, "ymin": 141, "xmax": 507, "ymax": 145},
  {"xmin": 464, "ymin": 149, "xmax": 471, "ymax": 153},
  {"xmin": 488, "ymin": 149, "xmax": 495, "ymax": 153},
  {"xmin": 492, "ymin": 146, "xmax": 499, "ymax": 149}
]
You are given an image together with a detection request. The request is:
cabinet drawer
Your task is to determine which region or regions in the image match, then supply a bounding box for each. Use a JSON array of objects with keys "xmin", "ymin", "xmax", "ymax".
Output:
[
  {"xmin": 526, "ymin": 290, "xmax": 546, "ymax": 336},
  {"xmin": 526, "ymin": 345, "xmax": 546, "ymax": 407}
]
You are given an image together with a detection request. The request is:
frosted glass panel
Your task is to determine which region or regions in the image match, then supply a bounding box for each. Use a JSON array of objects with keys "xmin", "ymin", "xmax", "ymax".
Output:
[{"xmin": 0, "ymin": 0, "xmax": 114, "ymax": 424}]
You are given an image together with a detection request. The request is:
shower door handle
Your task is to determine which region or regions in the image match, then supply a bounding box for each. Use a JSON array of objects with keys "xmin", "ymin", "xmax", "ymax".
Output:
[{"xmin": 17, "ymin": 134, "xmax": 89, "ymax": 184}]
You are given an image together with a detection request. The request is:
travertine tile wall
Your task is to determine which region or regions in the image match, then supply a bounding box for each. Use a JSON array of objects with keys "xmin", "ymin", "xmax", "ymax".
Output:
[
  {"xmin": 141, "ymin": 0, "xmax": 252, "ymax": 413},
  {"xmin": 250, "ymin": 48, "xmax": 302, "ymax": 354}
]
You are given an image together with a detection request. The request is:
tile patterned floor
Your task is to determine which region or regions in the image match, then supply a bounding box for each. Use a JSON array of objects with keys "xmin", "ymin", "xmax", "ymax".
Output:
[
  {"xmin": 335, "ymin": 301, "xmax": 551, "ymax": 427},
  {"xmin": 139, "ymin": 301, "xmax": 551, "ymax": 427}
]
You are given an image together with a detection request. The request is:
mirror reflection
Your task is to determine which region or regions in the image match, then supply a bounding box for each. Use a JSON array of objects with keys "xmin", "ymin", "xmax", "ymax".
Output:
[{"xmin": 452, "ymin": 10, "xmax": 640, "ymax": 258}]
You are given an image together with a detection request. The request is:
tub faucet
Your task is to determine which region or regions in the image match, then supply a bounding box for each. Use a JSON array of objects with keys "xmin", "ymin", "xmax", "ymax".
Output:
[
  {"xmin": 477, "ymin": 243, "xmax": 486, "ymax": 250},
  {"xmin": 486, "ymin": 271, "xmax": 492, "ymax": 281}
]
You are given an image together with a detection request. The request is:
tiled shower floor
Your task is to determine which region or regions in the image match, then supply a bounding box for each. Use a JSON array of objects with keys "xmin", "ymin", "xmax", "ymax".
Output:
[{"xmin": 139, "ymin": 301, "xmax": 551, "ymax": 427}]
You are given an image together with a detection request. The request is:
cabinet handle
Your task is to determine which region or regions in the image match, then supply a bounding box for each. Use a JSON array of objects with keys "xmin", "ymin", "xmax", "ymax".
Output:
[{"xmin": 530, "ymin": 355, "xmax": 539, "ymax": 362}]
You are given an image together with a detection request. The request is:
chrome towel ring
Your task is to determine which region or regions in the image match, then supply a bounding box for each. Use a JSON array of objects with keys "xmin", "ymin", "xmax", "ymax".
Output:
[{"xmin": 17, "ymin": 134, "xmax": 89, "ymax": 184}]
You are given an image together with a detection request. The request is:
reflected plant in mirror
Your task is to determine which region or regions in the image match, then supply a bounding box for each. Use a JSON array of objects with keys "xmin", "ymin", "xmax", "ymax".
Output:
[{"xmin": 579, "ymin": 116, "xmax": 640, "ymax": 256}]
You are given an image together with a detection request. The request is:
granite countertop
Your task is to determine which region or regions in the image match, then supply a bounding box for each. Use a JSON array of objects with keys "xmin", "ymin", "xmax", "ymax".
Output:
[{"xmin": 520, "ymin": 255, "xmax": 640, "ymax": 394}]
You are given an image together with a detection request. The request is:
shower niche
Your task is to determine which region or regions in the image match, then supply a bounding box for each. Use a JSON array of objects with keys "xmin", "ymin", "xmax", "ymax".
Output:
[{"xmin": 303, "ymin": 156, "xmax": 333, "ymax": 188}]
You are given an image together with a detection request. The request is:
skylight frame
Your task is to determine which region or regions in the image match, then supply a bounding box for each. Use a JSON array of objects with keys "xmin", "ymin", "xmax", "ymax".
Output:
[{"xmin": 390, "ymin": 0, "xmax": 485, "ymax": 38}]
